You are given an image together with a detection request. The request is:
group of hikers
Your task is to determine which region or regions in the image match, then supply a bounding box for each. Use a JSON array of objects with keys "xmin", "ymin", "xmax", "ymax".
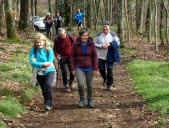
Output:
[
  {"xmin": 29, "ymin": 8, "xmax": 121, "ymax": 111},
  {"xmin": 43, "ymin": 8, "xmax": 84, "ymax": 39}
]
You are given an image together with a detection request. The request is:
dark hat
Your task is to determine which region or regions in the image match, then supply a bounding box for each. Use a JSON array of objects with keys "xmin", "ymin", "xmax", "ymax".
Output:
[{"xmin": 102, "ymin": 20, "xmax": 110, "ymax": 25}]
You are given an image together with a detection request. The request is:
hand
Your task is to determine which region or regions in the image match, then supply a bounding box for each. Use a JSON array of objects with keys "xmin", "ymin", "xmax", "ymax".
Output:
[
  {"xmin": 57, "ymin": 56, "xmax": 61, "ymax": 60},
  {"xmin": 93, "ymin": 70, "xmax": 98, "ymax": 75},
  {"xmin": 32, "ymin": 58, "xmax": 36, "ymax": 62},
  {"xmin": 42, "ymin": 62, "xmax": 52, "ymax": 67},
  {"xmin": 72, "ymin": 71, "xmax": 75, "ymax": 75}
]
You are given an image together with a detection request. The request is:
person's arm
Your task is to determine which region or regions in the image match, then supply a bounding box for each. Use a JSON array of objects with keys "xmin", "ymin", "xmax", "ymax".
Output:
[
  {"xmin": 93, "ymin": 36, "xmax": 102, "ymax": 48},
  {"xmin": 29, "ymin": 48, "xmax": 47, "ymax": 68},
  {"xmin": 70, "ymin": 44, "xmax": 76, "ymax": 74}
]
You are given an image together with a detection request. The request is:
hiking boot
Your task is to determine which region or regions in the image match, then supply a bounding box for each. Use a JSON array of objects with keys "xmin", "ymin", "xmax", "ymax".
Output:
[
  {"xmin": 107, "ymin": 86, "xmax": 113, "ymax": 91},
  {"xmin": 65, "ymin": 85, "xmax": 71, "ymax": 93},
  {"xmin": 44, "ymin": 105, "xmax": 52, "ymax": 110},
  {"xmin": 103, "ymin": 80, "xmax": 106, "ymax": 86},
  {"xmin": 88, "ymin": 98, "xmax": 94, "ymax": 108},
  {"xmin": 107, "ymin": 86, "xmax": 116, "ymax": 91},
  {"xmin": 79, "ymin": 98, "xmax": 84, "ymax": 108}
]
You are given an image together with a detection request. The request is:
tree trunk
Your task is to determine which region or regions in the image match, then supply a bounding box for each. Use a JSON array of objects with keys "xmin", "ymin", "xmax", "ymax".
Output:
[
  {"xmin": 34, "ymin": 0, "xmax": 37, "ymax": 16},
  {"xmin": 18, "ymin": 0, "xmax": 29, "ymax": 29},
  {"xmin": 31, "ymin": 0, "xmax": 35, "ymax": 31},
  {"xmin": 48, "ymin": 0, "xmax": 52, "ymax": 13},
  {"xmin": 4, "ymin": 0, "xmax": 18, "ymax": 40},
  {"xmin": 124, "ymin": 0, "xmax": 130, "ymax": 42},
  {"xmin": 86, "ymin": 0, "xmax": 92, "ymax": 28},
  {"xmin": 162, "ymin": 0, "xmax": 169, "ymax": 50},
  {"xmin": 154, "ymin": 0, "xmax": 158, "ymax": 51},
  {"xmin": 118, "ymin": 0, "xmax": 124, "ymax": 47},
  {"xmin": 0, "ymin": 0, "xmax": 4, "ymax": 34},
  {"xmin": 159, "ymin": 0, "xmax": 164, "ymax": 46}
]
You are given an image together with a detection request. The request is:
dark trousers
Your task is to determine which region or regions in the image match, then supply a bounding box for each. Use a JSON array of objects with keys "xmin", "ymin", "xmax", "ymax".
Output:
[
  {"xmin": 59, "ymin": 58, "xmax": 74, "ymax": 86},
  {"xmin": 37, "ymin": 72, "xmax": 54, "ymax": 106},
  {"xmin": 55, "ymin": 24, "xmax": 61, "ymax": 34},
  {"xmin": 98, "ymin": 59, "xmax": 113, "ymax": 87}
]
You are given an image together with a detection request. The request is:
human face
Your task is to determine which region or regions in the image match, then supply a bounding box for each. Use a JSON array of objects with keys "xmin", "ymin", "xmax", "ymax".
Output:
[
  {"xmin": 58, "ymin": 31, "xmax": 66, "ymax": 39},
  {"xmin": 35, "ymin": 39, "xmax": 45, "ymax": 48},
  {"xmin": 102, "ymin": 25, "xmax": 110, "ymax": 35},
  {"xmin": 81, "ymin": 32, "xmax": 89, "ymax": 44}
]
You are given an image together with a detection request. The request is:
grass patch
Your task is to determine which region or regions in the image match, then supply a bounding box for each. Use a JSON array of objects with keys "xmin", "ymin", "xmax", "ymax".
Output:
[
  {"xmin": 127, "ymin": 59, "xmax": 169, "ymax": 116},
  {"xmin": 0, "ymin": 123, "xmax": 4, "ymax": 128},
  {"xmin": 2, "ymin": 39, "xmax": 20, "ymax": 43},
  {"xmin": 0, "ymin": 96, "xmax": 25, "ymax": 117}
]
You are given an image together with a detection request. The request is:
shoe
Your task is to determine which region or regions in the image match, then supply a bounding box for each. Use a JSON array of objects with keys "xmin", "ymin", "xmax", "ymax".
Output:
[
  {"xmin": 103, "ymin": 80, "xmax": 106, "ymax": 86},
  {"xmin": 69, "ymin": 80, "xmax": 75, "ymax": 89},
  {"xmin": 44, "ymin": 105, "xmax": 52, "ymax": 110},
  {"xmin": 107, "ymin": 86, "xmax": 113, "ymax": 91},
  {"xmin": 79, "ymin": 98, "xmax": 84, "ymax": 108},
  {"xmin": 88, "ymin": 98, "xmax": 94, "ymax": 108},
  {"xmin": 65, "ymin": 85, "xmax": 71, "ymax": 93}
]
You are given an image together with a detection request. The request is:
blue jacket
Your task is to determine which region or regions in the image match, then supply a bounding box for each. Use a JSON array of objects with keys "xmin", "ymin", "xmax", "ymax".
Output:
[
  {"xmin": 107, "ymin": 40, "xmax": 121, "ymax": 68},
  {"xmin": 74, "ymin": 12, "xmax": 84, "ymax": 23},
  {"xmin": 29, "ymin": 47, "xmax": 55, "ymax": 75}
]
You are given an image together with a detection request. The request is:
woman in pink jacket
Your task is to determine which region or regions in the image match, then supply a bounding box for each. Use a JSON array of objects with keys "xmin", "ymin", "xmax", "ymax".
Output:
[{"xmin": 70, "ymin": 28, "xmax": 98, "ymax": 108}]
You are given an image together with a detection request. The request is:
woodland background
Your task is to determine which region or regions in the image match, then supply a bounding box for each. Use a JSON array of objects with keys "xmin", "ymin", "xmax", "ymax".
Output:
[{"xmin": 0, "ymin": 0, "xmax": 168, "ymax": 51}]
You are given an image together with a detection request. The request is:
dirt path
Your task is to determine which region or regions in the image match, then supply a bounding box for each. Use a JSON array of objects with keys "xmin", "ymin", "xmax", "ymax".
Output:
[{"xmin": 7, "ymin": 60, "xmax": 158, "ymax": 128}]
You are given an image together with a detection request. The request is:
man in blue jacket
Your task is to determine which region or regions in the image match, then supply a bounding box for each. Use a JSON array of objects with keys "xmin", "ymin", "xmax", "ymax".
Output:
[
  {"xmin": 74, "ymin": 8, "xmax": 84, "ymax": 31},
  {"xmin": 93, "ymin": 20, "xmax": 121, "ymax": 91}
]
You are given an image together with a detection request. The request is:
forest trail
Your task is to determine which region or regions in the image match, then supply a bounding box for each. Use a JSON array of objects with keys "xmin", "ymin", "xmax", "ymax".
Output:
[{"xmin": 8, "ymin": 56, "xmax": 158, "ymax": 128}]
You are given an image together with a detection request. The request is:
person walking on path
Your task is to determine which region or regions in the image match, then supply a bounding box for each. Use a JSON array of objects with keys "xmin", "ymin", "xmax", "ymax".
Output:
[
  {"xmin": 53, "ymin": 12, "xmax": 63, "ymax": 34},
  {"xmin": 74, "ymin": 8, "xmax": 84, "ymax": 31},
  {"xmin": 53, "ymin": 28, "xmax": 76, "ymax": 93},
  {"xmin": 70, "ymin": 28, "xmax": 98, "ymax": 108},
  {"xmin": 43, "ymin": 13, "xmax": 53, "ymax": 39},
  {"xmin": 93, "ymin": 20, "xmax": 121, "ymax": 91},
  {"xmin": 29, "ymin": 33, "xmax": 55, "ymax": 110}
]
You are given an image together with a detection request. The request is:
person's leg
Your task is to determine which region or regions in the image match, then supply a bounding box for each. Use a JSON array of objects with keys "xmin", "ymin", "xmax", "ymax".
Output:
[
  {"xmin": 59, "ymin": 58, "xmax": 68, "ymax": 85},
  {"xmin": 37, "ymin": 75, "xmax": 46, "ymax": 104},
  {"xmin": 85, "ymin": 70, "xmax": 94, "ymax": 107},
  {"xmin": 44, "ymin": 72, "xmax": 54, "ymax": 107},
  {"xmin": 75, "ymin": 69, "xmax": 85, "ymax": 107},
  {"xmin": 107, "ymin": 62, "xmax": 114, "ymax": 90},
  {"xmin": 98, "ymin": 59, "xmax": 106, "ymax": 86},
  {"xmin": 67, "ymin": 59, "xmax": 75, "ymax": 87}
]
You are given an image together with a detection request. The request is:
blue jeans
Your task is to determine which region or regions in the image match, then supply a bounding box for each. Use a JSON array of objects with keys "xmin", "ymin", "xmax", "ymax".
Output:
[
  {"xmin": 98, "ymin": 59, "xmax": 113, "ymax": 87},
  {"xmin": 60, "ymin": 58, "xmax": 74, "ymax": 86},
  {"xmin": 75, "ymin": 69, "xmax": 93, "ymax": 99},
  {"xmin": 37, "ymin": 72, "xmax": 54, "ymax": 106}
]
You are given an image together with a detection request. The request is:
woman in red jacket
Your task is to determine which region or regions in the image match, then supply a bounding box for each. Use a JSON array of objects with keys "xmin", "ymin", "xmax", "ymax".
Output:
[{"xmin": 70, "ymin": 28, "xmax": 98, "ymax": 108}]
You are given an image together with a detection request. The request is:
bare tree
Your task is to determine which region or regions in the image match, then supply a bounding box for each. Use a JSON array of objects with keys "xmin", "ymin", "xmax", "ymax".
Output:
[
  {"xmin": 118, "ymin": 0, "xmax": 124, "ymax": 46},
  {"xmin": 0, "ymin": 0, "xmax": 4, "ymax": 34},
  {"xmin": 154, "ymin": 0, "xmax": 158, "ymax": 51},
  {"xmin": 4, "ymin": 0, "xmax": 18, "ymax": 40},
  {"xmin": 48, "ymin": 0, "xmax": 52, "ymax": 13},
  {"xmin": 18, "ymin": 0, "xmax": 29, "ymax": 29}
]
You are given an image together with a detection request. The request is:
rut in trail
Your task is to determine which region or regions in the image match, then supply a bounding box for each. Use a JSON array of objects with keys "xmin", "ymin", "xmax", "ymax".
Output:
[{"xmin": 9, "ymin": 62, "xmax": 157, "ymax": 128}]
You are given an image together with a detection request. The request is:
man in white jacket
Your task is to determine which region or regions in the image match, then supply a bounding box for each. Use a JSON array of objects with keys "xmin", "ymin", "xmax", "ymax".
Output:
[{"xmin": 93, "ymin": 20, "xmax": 120, "ymax": 91}]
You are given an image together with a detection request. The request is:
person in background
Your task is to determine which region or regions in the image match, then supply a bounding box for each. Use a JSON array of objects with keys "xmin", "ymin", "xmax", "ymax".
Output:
[
  {"xmin": 53, "ymin": 12, "xmax": 63, "ymax": 35},
  {"xmin": 74, "ymin": 8, "xmax": 84, "ymax": 31},
  {"xmin": 70, "ymin": 28, "xmax": 98, "ymax": 108},
  {"xmin": 29, "ymin": 33, "xmax": 55, "ymax": 110},
  {"xmin": 93, "ymin": 20, "xmax": 120, "ymax": 91},
  {"xmin": 43, "ymin": 13, "xmax": 53, "ymax": 39},
  {"xmin": 53, "ymin": 28, "xmax": 76, "ymax": 93}
]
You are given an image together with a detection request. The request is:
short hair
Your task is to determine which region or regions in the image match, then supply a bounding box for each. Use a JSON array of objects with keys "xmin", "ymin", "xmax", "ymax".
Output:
[
  {"xmin": 79, "ymin": 28, "xmax": 90, "ymax": 36},
  {"xmin": 58, "ymin": 28, "xmax": 65, "ymax": 34}
]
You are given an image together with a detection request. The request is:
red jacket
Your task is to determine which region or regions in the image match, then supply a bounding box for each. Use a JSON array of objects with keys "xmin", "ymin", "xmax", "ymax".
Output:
[
  {"xmin": 70, "ymin": 37, "xmax": 98, "ymax": 71},
  {"xmin": 53, "ymin": 34, "xmax": 76, "ymax": 59}
]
